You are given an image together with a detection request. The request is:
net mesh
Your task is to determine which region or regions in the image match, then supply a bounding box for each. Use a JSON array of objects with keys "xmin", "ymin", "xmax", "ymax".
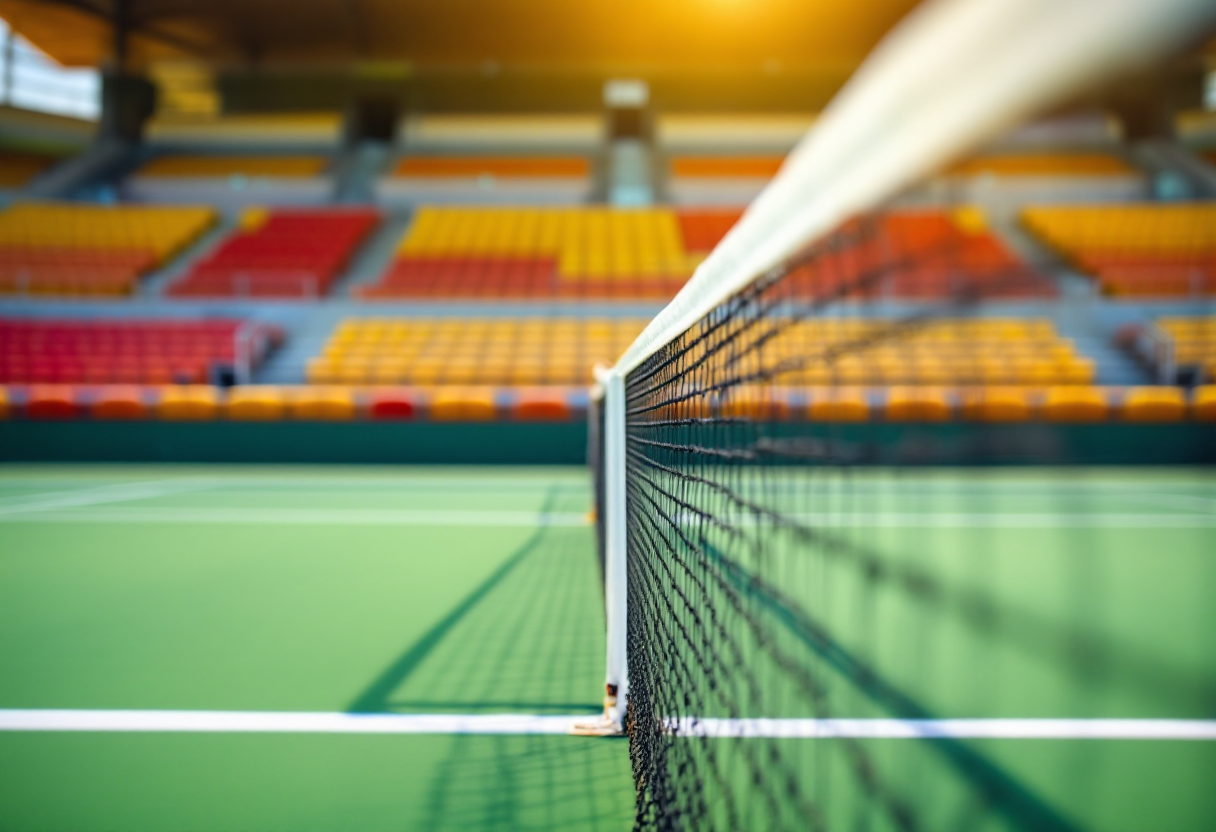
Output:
[{"xmin": 606, "ymin": 208, "xmax": 1213, "ymax": 831}]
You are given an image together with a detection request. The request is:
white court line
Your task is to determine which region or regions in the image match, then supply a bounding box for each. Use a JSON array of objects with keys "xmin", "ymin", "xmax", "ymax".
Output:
[
  {"xmin": 0, "ymin": 480, "xmax": 215, "ymax": 518},
  {"xmin": 1, "ymin": 710, "xmax": 1214, "ymax": 739},
  {"xmin": 666, "ymin": 718, "xmax": 1216, "ymax": 740},
  {"xmin": 700, "ymin": 512, "xmax": 1216, "ymax": 529},
  {"xmin": 2, "ymin": 508, "xmax": 1210, "ymax": 529},
  {"xmin": 0, "ymin": 507, "xmax": 590, "ymax": 527},
  {"xmin": 0, "ymin": 710, "xmax": 578, "ymax": 735}
]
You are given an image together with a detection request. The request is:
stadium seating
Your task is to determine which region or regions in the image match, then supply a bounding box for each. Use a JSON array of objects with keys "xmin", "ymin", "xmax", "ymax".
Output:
[
  {"xmin": 0, "ymin": 203, "xmax": 216, "ymax": 296},
  {"xmin": 949, "ymin": 152, "xmax": 1135, "ymax": 177},
  {"xmin": 669, "ymin": 157, "xmax": 785, "ymax": 178},
  {"xmin": 431, "ymin": 387, "xmax": 498, "ymax": 421},
  {"xmin": 362, "ymin": 207, "xmax": 704, "ymax": 300},
  {"xmin": 959, "ymin": 386, "xmax": 1034, "ymax": 421},
  {"xmin": 360, "ymin": 207, "xmax": 1030, "ymax": 300},
  {"xmin": 91, "ymin": 386, "xmax": 150, "ymax": 420},
  {"xmin": 1154, "ymin": 317, "xmax": 1216, "ymax": 382},
  {"xmin": 290, "ymin": 387, "xmax": 357, "ymax": 420},
  {"xmin": 310, "ymin": 316, "xmax": 1090, "ymax": 388},
  {"xmin": 157, "ymin": 385, "xmax": 221, "ymax": 420},
  {"xmin": 0, "ymin": 319, "xmax": 278, "ymax": 384},
  {"xmin": 787, "ymin": 211, "xmax": 1053, "ymax": 299},
  {"xmin": 1122, "ymin": 386, "xmax": 1187, "ymax": 421},
  {"xmin": 308, "ymin": 318, "xmax": 649, "ymax": 385},
  {"xmin": 1, "ymin": 383, "xmax": 1211, "ymax": 424},
  {"xmin": 1041, "ymin": 386, "xmax": 1109, "ymax": 421},
  {"xmin": 168, "ymin": 208, "xmax": 379, "ymax": 297},
  {"xmin": 1023, "ymin": 204, "xmax": 1216, "ymax": 296},
  {"xmin": 390, "ymin": 157, "xmax": 589, "ymax": 178},
  {"xmin": 137, "ymin": 155, "xmax": 329, "ymax": 178},
  {"xmin": 769, "ymin": 318, "xmax": 1092, "ymax": 385}
]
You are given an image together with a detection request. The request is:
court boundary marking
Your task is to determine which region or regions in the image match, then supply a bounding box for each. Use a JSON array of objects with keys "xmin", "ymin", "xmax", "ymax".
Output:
[{"xmin": 2, "ymin": 711, "xmax": 1214, "ymax": 739}]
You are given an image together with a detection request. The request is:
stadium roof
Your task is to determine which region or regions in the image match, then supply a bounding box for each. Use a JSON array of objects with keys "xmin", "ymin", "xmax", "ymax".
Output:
[{"xmin": 0, "ymin": 0, "xmax": 923, "ymax": 71}]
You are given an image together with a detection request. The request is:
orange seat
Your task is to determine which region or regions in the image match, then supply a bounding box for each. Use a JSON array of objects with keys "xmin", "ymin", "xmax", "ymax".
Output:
[
  {"xmin": 960, "ymin": 387, "xmax": 1033, "ymax": 422},
  {"xmin": 717, "ymin": 386, "xmax": 791, "ymax": 420},
  {"xmin": 290, "ymin": 387, "xmax": 356, "ymax": 420},
  {"xmin": 512, "ymin": 388, "xmax": 573, "ymax": 421},
  {"xmin": 806, "ymin": 387, "xmax": 869, "ymax": 422},
  {"xmin": 1041, "ymin": 386, "xmax": 1108, "ymax": 422},
  {"xmin": 884, "ymin": 387, "xmax": 952, "ymax": 422},
  {"xmin": 369, "ymin": 389, "xmax": 419, "ymax": 420},
  {"xmin": 1121, "ymin": 387, "xmax": 1186, "ymax": 422},
  {"xmin": 1192, "ymin": 386, "xmax": 1216, "ymax": 421},
  {"xmin": 226, "ymin": 387, "xmax": 287, "ymax": 421},
  {"xmin": 26, "ymin": 385, "xmax": 79, "ymax": 419},
  {"xmin": 0, "ymin": 387, "xmax": 9, "ymax": 419},
  {"xmin": 430, "ymin": 387, "xmax": 497, "ymax": 421},
  {"xmin": 157, "ymin": 385, "xmax": 220, "ymax": 420},
  {"xmin": 92, "ymin": 386, "xmax": 149, "ymax": 420}
]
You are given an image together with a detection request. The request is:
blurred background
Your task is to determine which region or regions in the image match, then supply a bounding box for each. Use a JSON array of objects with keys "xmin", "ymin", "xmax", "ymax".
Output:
[{"xmin": 0, "ymin": 1, "xmax": 1214, "ymax": 830}]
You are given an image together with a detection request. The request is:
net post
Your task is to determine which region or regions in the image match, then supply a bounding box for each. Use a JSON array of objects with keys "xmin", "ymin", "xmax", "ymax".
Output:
[
  {"xmin": 571, "ymin": 367, "xmax": 628, "ymax": 737},
  {"xmin": 601, "ymin": 370, "xmax": 629, "ymax": 728}
]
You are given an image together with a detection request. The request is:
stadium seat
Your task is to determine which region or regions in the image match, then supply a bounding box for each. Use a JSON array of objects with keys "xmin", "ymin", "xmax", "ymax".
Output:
[
  {"xmin": 0, "ymin": 203, "xmax": 217, "ymax": 296},
  {"xmin": 430, "ymin": 387, "xmax": 498, "ymax": 421},
  {"xmin": 0, "ymin": 386, "xmax": 7, "ymax": 418},
  {"xmin": 669, "ymin": 157, "xmax": 784, "ymax": 179},
  {"xmin": 1023, "ymin": 205, "xmax": 1216, "ymax": 297},
  {"xmin": 511, "ymin": 388, "xmax": 574, "ymax": 421},
  {"xmin": 92, "ymin": 386, "xmax": 149, "ymax": 420},
  {"xmin": 1121, "ymin": 387, "xmax": 1186, "ymax": 422},
  {"xmin": 369, "ymin": 389, "xmax": 419, "ymax": 420},
  {"xmin": 1153, "ymin": 317, "xmax": 1216, "ymax": 383},
  {"xmin": 806, "ymin": 388, "xmax": 870, "ymax": 421},
  {"xmin": 0, "ymin": 319, "xmax": 273, "ymax": 385},
  {"xmin": 1190, "ymin": 386, "xmax": 1216, "ymax": 421},
  {"xmin": 25, "ymin": 385, "xmax": 79, "ymax": 419},
  {"xmin": 959, "ymin": 387, "xmax": 1033, "ymax": 421},
  {"xmin": 1041, "ymin": 386, "xmax": 1109, "ymax": 422},
  {"xmin": 950, "ymin": 152, "xmax": 1134, "ymax": 177},
  {"xmin": 312, "ymin": 317, "xmax": 647, "ymax": 387},
  {"xmin": 169, "ymin": 208, "xmax": 379, "ymax": 298},
  {"xmin": 717, "ymin": 386, "xmax": 792, "ymax": 420},
  {"xmin": 157, "ymin": 385, "xmax": 221, "ymax": 420},
  {"xmin": 226, "ymin": 387, "xmax": 287, "ymax": 420},
  {"xmin": 884, "ymin": 387, "xmax": 952, "ymax": 421},
  {"xmin": 290, "ymin": 387, "xmax": 357, "ymax": 420}
]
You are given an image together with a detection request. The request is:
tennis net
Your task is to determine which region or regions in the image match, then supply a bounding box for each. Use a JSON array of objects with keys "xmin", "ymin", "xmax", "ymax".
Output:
[{"xmin": 584, "ymin": 1, "xmax": 1216, "ymax": 829}]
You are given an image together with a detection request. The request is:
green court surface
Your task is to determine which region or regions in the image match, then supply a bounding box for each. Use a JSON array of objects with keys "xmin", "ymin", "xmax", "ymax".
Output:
[{"xmin": 1, "ymin": 465, "xmax": 1213, "ymax": 831}]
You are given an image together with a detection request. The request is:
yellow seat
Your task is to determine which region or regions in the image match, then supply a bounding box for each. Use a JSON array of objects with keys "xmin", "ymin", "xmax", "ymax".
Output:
[
  {"xmin": 290, "ymin": 387, "xmax": 357, "ymax": 420},
  {"xmin": 718, "ymin": 386, "xmax": 790, "ymax": 420},
  {"xmin": 1041, "ymin": 386, "xmax": 1108, "ymax": 422},
  {"xmin": 806, "ymin": 387, "xmax": 869, "ymax": 422},
  {"xmin": 1121, "ymin": 387, "xmax": 1186, "ymax": 422},
  {"xmin": 885, "ymin": 387, "xmax": 952, "ymax": 422},
  {"xmin": 157, "ymin": 385, "xmax": 220, "ymax": 420},
  {"xmin": 430, "ymin": 387, "xmax": 498, "ymax": 421},
  {"xmin": 226, "ymin": 387, "xmax": 287, "ymax": 421},
  {"xmin": 960, "ymin": 387, "xmax": 1033, "ymax": 422},
  {"xmin": 306, "ymin": 358, "xmax": 339, "ymax": 384},
  {"xmin": 1193, "ymin": 386, "xmax": 1216, "ymax": 421}
]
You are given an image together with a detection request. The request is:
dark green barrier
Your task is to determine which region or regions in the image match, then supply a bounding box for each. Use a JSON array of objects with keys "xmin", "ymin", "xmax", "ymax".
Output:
[{"xmin": 0, "ymin": 421, "xmax": 1211, "ymax": 465}]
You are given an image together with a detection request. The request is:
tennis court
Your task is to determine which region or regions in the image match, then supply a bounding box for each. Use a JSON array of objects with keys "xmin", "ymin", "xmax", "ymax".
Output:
[{"xmin": 1, "ymin": 464, "xmax": 1212, "ymax": 831}]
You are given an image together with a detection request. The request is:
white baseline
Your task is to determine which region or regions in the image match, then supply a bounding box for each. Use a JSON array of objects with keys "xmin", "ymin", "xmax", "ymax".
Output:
[{"xmin": 1, "ymin": 711, "xmax": 1214, "ymax": 740}]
